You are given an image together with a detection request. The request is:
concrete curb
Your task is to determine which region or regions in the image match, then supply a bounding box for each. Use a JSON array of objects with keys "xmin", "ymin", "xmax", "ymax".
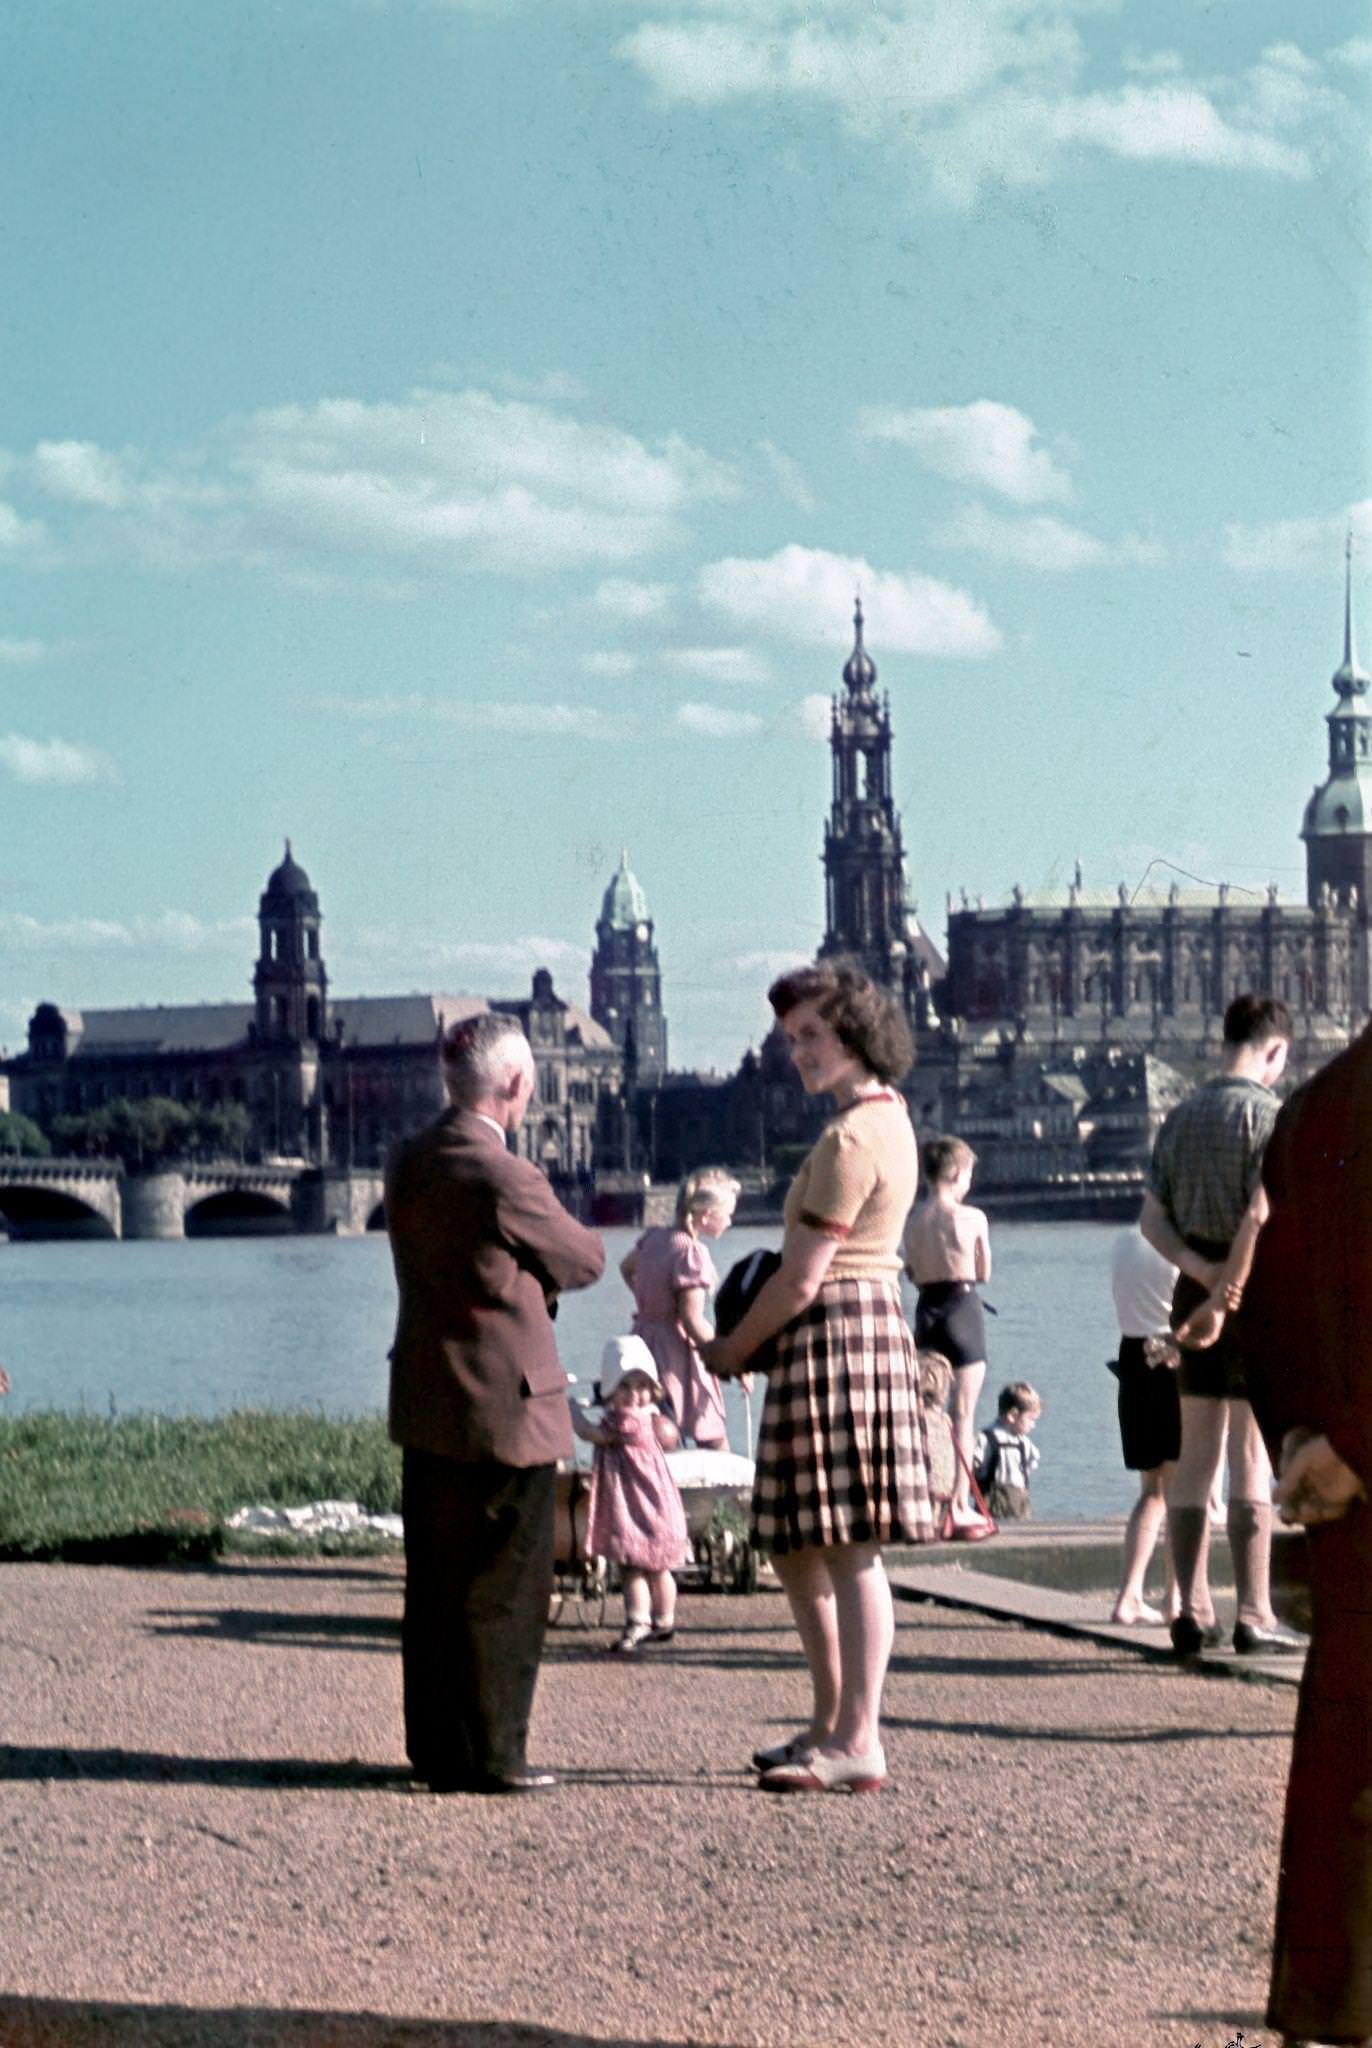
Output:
[{"xmin": 888, "ymin": 1555, "xmax": 1305, "ymax": 1687}]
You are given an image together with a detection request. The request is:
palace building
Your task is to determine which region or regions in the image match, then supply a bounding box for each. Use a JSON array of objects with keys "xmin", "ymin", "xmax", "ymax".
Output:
[{"xmin": 6, "ymin": 844, "xmax": 625, "ymax": 1183}]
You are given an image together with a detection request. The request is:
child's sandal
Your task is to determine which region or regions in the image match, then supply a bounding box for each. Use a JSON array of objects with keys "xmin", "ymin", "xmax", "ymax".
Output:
[{"xmin": 610, "ymin": 1622, "xmax": 652, "ymax": 1655}]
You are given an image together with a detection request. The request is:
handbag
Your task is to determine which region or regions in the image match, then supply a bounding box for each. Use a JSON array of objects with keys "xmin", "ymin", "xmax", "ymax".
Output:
[
  {"xmin": 937, "ymin": 1442, "xmax": 997, "ymax": 1543},
  {"xmin": 714, "ymin": 1248, "xmax": 784, "ymax": 1373}
]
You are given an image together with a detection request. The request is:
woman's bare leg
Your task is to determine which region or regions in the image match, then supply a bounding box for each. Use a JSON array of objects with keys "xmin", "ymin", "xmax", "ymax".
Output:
[
  {"xmin": 772, "ymin": 1546, "xmax": 840, "ymax": 1745},
  {"xmin": 824, "ymin": 1543, "xmax": 894, "ymax": 1758}
]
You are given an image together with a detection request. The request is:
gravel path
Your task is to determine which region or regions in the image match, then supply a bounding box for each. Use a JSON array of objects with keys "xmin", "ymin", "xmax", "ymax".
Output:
[{"xmin": 0, "ymin": 1558, "xmax": 1293, "ymax": 2047}]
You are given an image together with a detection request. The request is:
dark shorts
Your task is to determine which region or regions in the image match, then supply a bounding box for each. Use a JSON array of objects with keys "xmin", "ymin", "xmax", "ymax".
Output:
[
  {"xmin": 1170, "ymin": 1271, "xmax": 1248, "ymax": 1400},
  {"xmin": 1116, "ymin": 1335, "xmax": 1182, "ymax": 1471},
  {"xmin": 914, "ymin": 1281, "xmax": 987, "ymax": 1370}
]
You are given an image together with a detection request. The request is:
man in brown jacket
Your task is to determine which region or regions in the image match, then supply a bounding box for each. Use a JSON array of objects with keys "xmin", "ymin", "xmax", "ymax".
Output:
[
  {"xmin": 385, "ymin": 1012, "xmax": 604, "ymax": 1794},
  {"xmin": 1242, "ymin": 1020, "xmax": 1372, "ymax": 2046}
]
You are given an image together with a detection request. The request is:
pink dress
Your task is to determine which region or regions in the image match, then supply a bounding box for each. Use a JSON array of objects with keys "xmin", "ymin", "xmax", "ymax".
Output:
[
  {"xmin": 629, "ymin": 1226, "xmax": 728, "ymax": 1447},
  {"xmin": 587, "ymin": 1409, "xmax": 689, "ymax": 1571}
]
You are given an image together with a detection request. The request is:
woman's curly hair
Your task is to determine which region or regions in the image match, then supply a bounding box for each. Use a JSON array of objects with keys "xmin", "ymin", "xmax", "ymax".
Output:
[{"xmin": 767, "ymin": 957, "xmax": 914, "ymax": 1085}]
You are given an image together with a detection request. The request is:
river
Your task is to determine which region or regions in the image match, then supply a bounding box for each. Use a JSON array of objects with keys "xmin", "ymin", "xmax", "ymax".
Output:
[{"xmin": 1, "ymin": 1220, "xmax": 1131, "ymax": 1521}]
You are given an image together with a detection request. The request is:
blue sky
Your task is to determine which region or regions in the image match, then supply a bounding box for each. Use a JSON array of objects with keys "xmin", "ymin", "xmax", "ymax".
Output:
[{"xmin": 0, "ymin": 0, "xmax": 1368, "ymax": 1070}]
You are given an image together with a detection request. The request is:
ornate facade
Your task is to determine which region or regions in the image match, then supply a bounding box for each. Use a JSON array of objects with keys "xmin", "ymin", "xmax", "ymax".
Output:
[{"xmin": 7, "ymin": 847, "xmax": 623, "ymax": 1181}]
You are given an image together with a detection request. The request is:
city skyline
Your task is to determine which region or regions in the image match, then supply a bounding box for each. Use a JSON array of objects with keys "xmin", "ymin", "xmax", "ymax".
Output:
[{"xmin": 0, "ymin": 1, "xmax": 1367, "ymax": 1068}]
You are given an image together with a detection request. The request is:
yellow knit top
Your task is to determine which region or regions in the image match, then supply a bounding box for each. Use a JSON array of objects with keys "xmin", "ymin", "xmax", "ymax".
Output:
[{"xmin": 781, "ymin": 1091, "xmax": 918, "ymax": 1280}]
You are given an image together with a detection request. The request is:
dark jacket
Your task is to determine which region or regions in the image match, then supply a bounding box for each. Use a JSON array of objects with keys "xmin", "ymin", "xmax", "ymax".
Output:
[
  {"xmin": 385, "ymin": 1107, "xmax": 605, "ymax": 1465},
  {"xmin": 1242, "ymin": 1021, "xmax": 1372, "ymax": 1489}
]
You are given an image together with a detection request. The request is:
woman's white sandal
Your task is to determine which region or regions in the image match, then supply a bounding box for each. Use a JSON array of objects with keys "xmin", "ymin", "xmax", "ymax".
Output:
[{"xmin": 760, "ymin": 1747, "xmax": 887, "ymax": 1794}]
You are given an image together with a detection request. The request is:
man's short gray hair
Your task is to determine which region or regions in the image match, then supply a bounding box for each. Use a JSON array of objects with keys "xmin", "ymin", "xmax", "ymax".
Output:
[{"xmin": 440, "ymin": 1012, "xmax": 532, "ymax": 1106}]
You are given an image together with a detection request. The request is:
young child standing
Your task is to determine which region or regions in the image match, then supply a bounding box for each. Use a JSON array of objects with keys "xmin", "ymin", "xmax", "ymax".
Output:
[
  {"xmin": 904, "ymin": 1135, "xmax": 992, "ymax": 1530},
  {"xmin": 570, "ymin": 1335, "xmax": 689, "ymax": 1655},
  {"xmin": 975, "ymin": 1382, "xmax": 1042, "ymax": 1521}
]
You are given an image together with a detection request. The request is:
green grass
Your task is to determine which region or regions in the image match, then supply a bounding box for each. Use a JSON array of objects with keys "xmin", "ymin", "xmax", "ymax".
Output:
[{"xmin": 0, "ymin": 1409, "xmax": 402, "ymax": 1562}]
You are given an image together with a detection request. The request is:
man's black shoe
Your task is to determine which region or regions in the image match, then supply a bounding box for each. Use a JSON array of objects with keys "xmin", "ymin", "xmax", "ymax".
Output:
[
  {"xmin": 1233, "ymin": 1620, "xmax": 1307, "ymax": 1657},
  {"xmin": 464, "ymin": 1769, "xmax": 559, "ymax": 1795},
  {"xmin": 1170, "ymin": 1614, "xmax": 1205, "ymax": 1659},
  {"xmin": 421, "ymin": 1769, "xmax": 558, "ymax": 1794}
]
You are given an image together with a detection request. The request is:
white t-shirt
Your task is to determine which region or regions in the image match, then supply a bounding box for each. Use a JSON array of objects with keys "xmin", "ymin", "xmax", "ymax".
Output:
[{"xmin": 1110, "ymin": 1224, "xmax": 1177, "ymax": 1339}]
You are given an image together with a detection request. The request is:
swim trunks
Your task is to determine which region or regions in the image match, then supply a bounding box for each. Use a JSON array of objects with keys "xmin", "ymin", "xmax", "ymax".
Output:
[{"xmin": 914, "ymin": 1280, "xmax": 987, "ymax": 1370}]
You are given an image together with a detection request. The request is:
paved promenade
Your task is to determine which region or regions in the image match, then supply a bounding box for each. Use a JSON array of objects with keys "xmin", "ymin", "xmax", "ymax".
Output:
[{"xmin": 0, "ymin": 1555, "xmax": 1297, "ymax": 2048}]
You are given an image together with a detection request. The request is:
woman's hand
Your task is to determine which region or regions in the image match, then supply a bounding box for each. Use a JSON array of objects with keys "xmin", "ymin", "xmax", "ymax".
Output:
[{"xmin": 699, "ymin": 1334, "xmax": 742, "ymax": 1378}]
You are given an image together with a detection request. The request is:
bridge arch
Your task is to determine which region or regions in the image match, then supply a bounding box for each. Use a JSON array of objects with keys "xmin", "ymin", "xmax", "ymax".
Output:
[
  {"xmin": 0, "ymin": 1182, "xmax": 116, "ymax": 1241},
  {"xmin": 366, "ymin": 1202, "xmax": 387, "ymax": 1232},
  {"xmin": 185, "ymin": 1188, "xmax": 295, "ymax": 1237}
]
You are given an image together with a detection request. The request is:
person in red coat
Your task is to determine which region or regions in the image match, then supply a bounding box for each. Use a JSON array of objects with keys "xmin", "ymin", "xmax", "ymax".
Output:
[
  {"xmin": 385, "ymin": 1012, "xmax": 604, "ymax": 1794},
  {"xmin": 1241, "ymin": 1020, "xmax": 1372, "ymax": 2046}
]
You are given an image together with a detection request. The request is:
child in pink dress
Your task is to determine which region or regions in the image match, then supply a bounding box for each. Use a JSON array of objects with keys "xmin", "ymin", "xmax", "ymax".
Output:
[
  {"xmin": 570, "ymin": 1335, "xmax": 690, "ymax": 1655},
  {"xmin": 620, "ymin": 1167, "xmax": 741, "ymax": 1449}
]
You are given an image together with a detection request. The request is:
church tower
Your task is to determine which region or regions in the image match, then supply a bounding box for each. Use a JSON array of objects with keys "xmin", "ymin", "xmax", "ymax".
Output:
[
  {"xmin": 1303, "ymin": 537, "xmax": 1372, "ymax": 918},
  {"xmin": 819, "ymin": 599, "xmax": 919, "ymax": 999},
  {"xmin": 254, "ymin": 842, "xmax": 329, "ymax": 1044},
  {"xmin": 590, "ymin": 850, "xmax": 667, "ymax": 1084}
]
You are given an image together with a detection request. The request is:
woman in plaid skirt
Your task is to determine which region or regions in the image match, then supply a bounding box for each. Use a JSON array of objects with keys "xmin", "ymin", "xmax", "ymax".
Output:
[{"xmin": 702, "ymin": 961, "xmax": 934, "ymax": 1794}]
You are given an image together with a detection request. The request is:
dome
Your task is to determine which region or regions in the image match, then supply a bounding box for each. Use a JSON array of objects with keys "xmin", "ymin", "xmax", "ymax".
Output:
[
  {"xmin": 600, "ymin": 848, "xmax": 649, "ymax": 930},
  {"xmin": 262, "ymin": 840, "xmax": 316, "ymax": 904},
  {"xmin": 842, "ymin": 597, "xmax": 877, "ymax": 693},
  {"xmin": 1304, "ymin": 767, "xmax": 1372, "ymax": 839}
]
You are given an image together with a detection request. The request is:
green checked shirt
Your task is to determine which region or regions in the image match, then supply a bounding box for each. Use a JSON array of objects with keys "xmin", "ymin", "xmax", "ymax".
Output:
[{"xmin": 1147, "ymin": 1076, "xmax": 1280, "ymax": 1248}]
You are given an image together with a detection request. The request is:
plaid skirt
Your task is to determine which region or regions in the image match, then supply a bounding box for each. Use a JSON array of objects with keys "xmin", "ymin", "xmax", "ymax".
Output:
[{"xmin": 751, "ymin": 1276, "xmax": 935, "ymax": 1555}]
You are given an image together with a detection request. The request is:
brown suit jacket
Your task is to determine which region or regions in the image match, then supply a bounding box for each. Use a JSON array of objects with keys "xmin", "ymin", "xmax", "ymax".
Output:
[
  {"xmin": 385, "ymin": 1108, "xmax": 605, "ymax": 1466},
  {"xmin": 1242, "ymin": 1020, "xmax": 1372, "ymax": 1489}
]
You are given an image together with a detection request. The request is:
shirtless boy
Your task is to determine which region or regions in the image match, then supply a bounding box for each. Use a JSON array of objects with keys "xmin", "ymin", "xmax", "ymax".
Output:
[{"xmin": 904, "ymin": 1135, "xmax": 991, "ymax": 1530}]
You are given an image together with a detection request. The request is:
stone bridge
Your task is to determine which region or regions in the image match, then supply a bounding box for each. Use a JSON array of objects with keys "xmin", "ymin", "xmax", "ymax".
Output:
[{"xmin": 0, "ymin": 1159, "xmax": 387, "ymax": 1241}]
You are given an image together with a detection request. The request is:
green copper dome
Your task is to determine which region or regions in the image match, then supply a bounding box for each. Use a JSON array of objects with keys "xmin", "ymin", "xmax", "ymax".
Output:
[{"xmin": 600, "ymin": 849, "xmax": 649, "ymax": 930}]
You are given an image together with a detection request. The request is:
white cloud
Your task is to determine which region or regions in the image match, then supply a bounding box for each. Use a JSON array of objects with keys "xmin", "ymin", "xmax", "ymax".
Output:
[
  {"xmin": 665, "ymin": 645, "xmax": 772, "ymax": 684},
  {"xmin": 0, "ymin": 910, "xmax": 253, "ymax": 952},
  {"xmin": 938, "ymin": 500, "xmax": 1165, "ymax": 571},
  {"xmin": 1223, "ymin": 501, "xmax": 1372, "ymax": 574},
  {"xmin": 31, "ymin": 439, "xmax": 132, "ymax": 509},
  {"xmin": 352, "ymin": 929, "xmax": 589, "ymax": 982},
  {"xmin": 4, "ymin": 389, "xmax": 739, "ymax": 583},
  {"xmin": 614, "ymin": 7, "xmax": 1342, "ymax": 206},
  {"xmin": 733, "ymin": 948, "xmax": 812, "ymax": 978},
  {"xmin": 0, "ymin": 637, "xmax": 56, "ymax": 666},
  {"xmin": 594, "ymin": 576, "xmax": 675, "ymax": 619},
  {"xmin": 0, "ymin": 735, "xmax": 114, "ymax": 785},
  {"xmin": 699, "ymin": 543, "xmax": 1001, "ymax": 657},
  {"xmin": 795, "ymin": 692, "xmax": 835, "ymax": 741},
  {"xmin": 674, "ymin": 702, "xmax": 765, "ymax": 737},
  {"xmin": 0, "ymin": 502, "xmax": 50, "ymax": 556},
  {"xmin": 580, "ymin": 650, "xmax": 640, "ymax": 678},
  {"xmin": 861, "ymin": 399, "xmax": 1073, "ymax": 505},
  {"xmin": 756, "ymin": 438, "xmax": 818, "ymax": 513},
  {"xmin": 308, "ymin": 690, "xmax": 631, "ymax": 737}
]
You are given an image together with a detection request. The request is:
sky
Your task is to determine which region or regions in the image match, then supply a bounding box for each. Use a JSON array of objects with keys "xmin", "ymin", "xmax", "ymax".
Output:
[{"xmin": 0, "ymin": 0, "xmax": 1368, "ymax": 1072}]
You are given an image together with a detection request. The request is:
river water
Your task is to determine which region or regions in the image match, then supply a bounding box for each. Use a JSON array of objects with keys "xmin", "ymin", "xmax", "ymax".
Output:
[{"xmin": 1, "ymin": 1221, "xmax": 1131, "ymax": 1521}]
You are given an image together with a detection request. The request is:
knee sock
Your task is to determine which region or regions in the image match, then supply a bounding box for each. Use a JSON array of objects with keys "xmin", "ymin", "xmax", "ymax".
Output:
[
  {"xmin": 1228, "ymin": 1500, "xmax": 1272, "ymax": 1628},
  {"xmin": 1167, "ymin": 1506, "xmax": 1212, "ymax": 1622}
]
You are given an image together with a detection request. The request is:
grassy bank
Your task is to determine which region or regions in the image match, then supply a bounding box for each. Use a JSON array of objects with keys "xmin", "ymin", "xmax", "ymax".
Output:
[{"xmin": 0, "ymin": 1410, "xmax": 401, "ymax": 1562}]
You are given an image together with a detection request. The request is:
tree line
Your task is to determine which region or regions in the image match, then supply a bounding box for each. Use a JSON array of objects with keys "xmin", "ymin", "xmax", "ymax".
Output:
[{"xmin": 0, "ymin": 1097, "xmax": 252, "ymax": 1168}]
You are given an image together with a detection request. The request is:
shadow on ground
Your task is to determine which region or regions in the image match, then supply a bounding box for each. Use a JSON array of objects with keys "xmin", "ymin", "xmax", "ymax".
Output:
[{"xmin": 0, "ymin": 2001, "xmax": 709, "ymax": 2048}]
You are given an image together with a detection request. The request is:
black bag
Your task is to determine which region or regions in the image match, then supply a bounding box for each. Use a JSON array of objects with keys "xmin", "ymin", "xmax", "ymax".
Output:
[{"xmin": 714, "ymin": 1248, "xmax": 784, "ymax": 1374}]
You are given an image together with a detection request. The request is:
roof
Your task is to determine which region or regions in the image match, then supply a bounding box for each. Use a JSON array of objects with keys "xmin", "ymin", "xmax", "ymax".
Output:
[
  {"xmin": 261, "ymin": 840, "xmax": 316, "ymax": 905},
  {"xmin": 599, "ymin": 850, "xmax": 649, "ymax": 931},
  {"xmin": 63, "ymin": 1004, "xmax": 256, "ymax": 1056},
  {"xmin": 49, "ymin": 990, "xmax": 613, "ymax": 1059}
]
